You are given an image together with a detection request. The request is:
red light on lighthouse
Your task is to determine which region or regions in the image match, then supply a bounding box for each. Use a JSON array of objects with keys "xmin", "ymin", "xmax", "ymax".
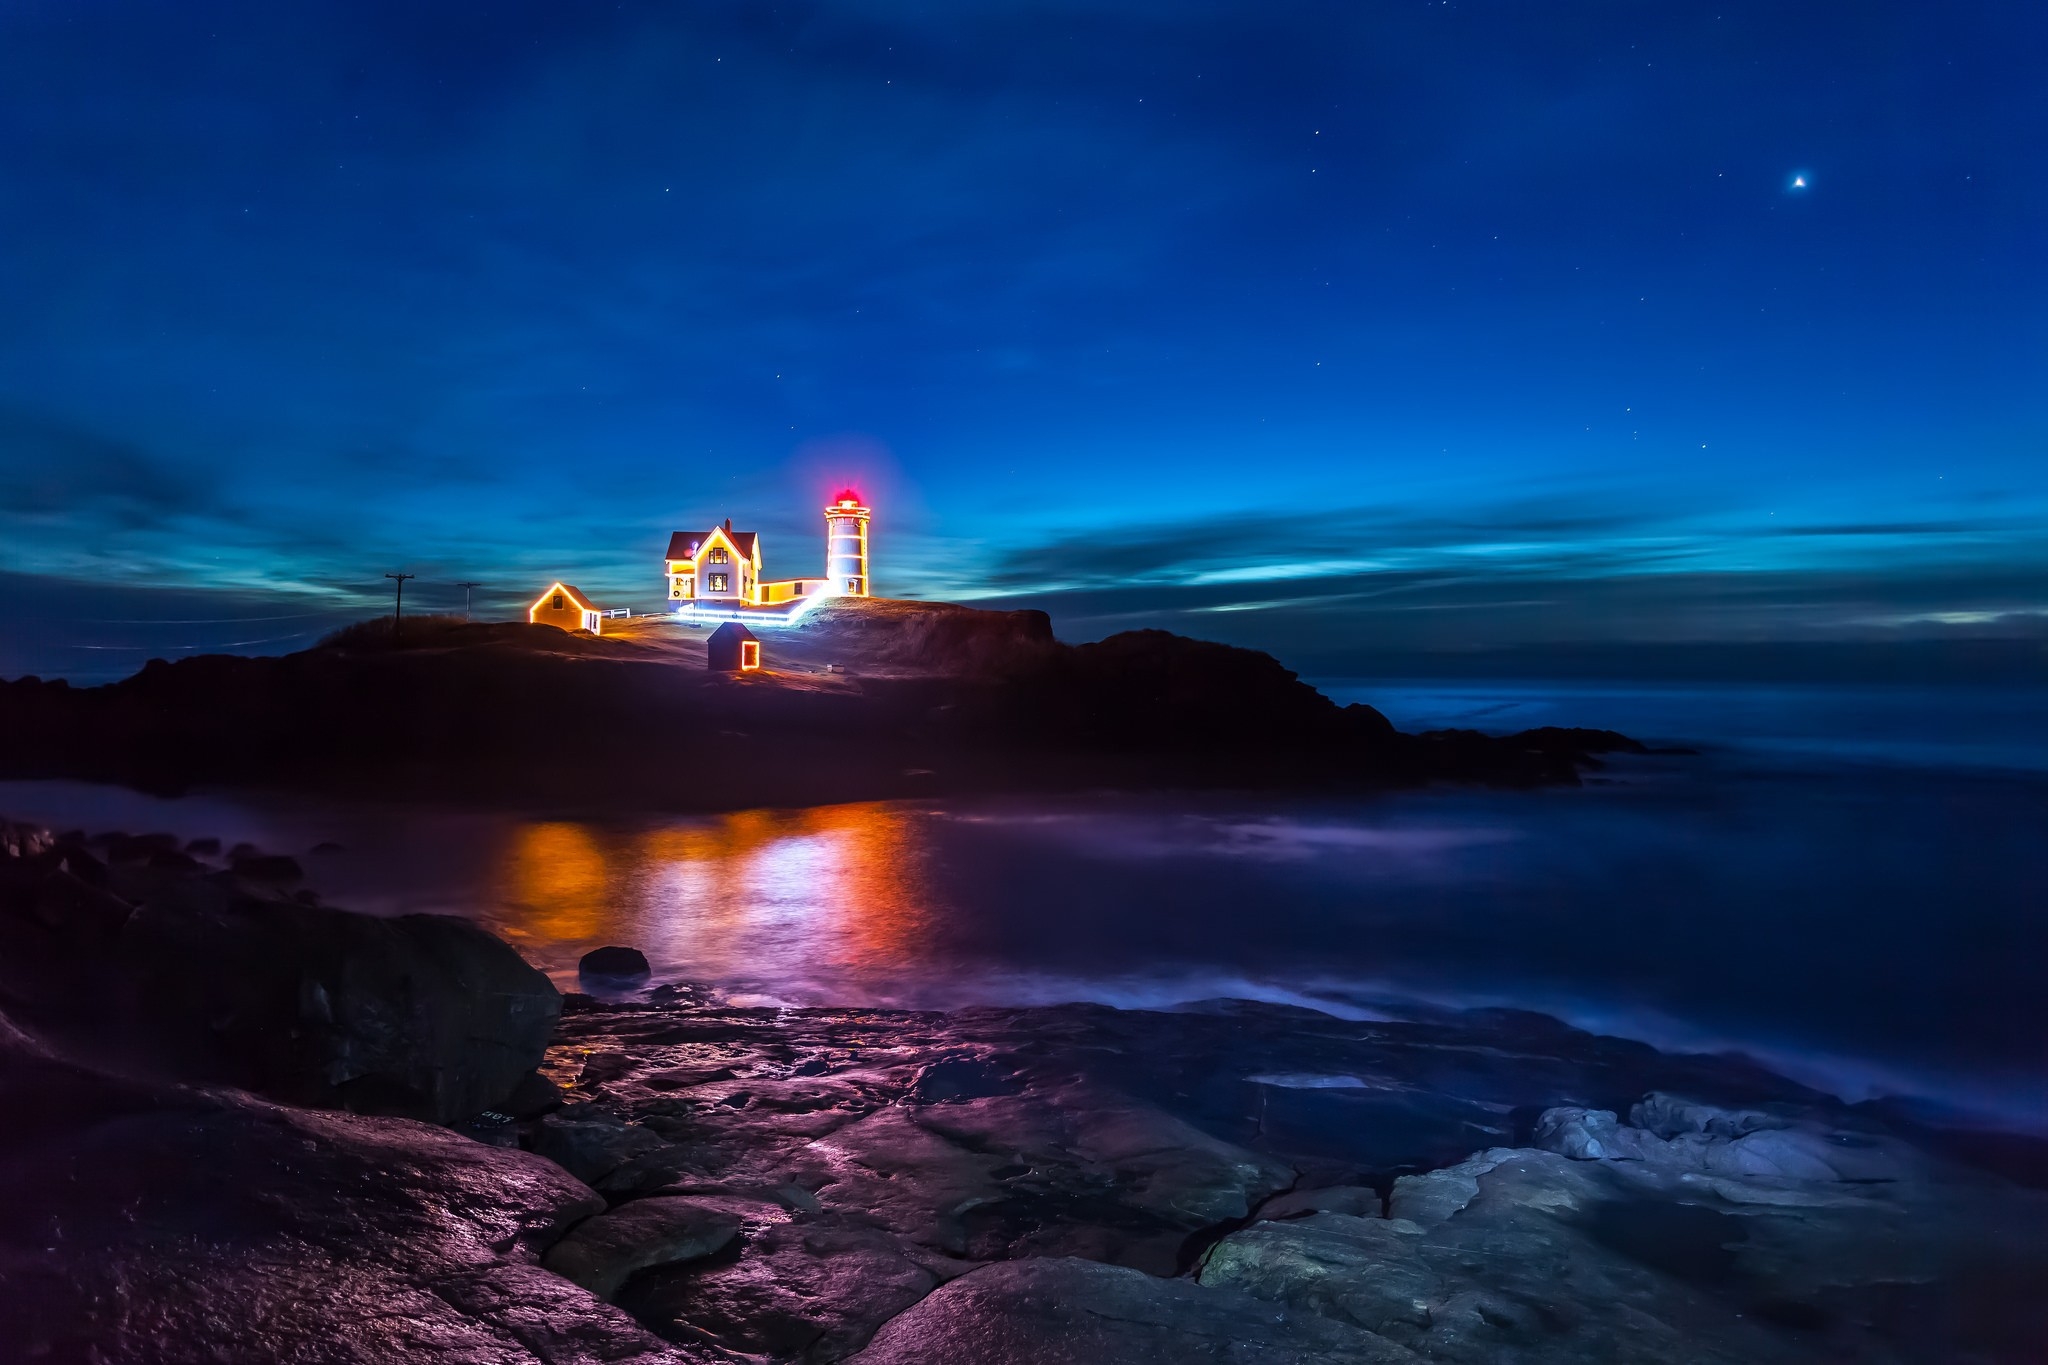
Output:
[{"xmin": 824, "ymin": 491, "xmax": 871, "ymax": 597}]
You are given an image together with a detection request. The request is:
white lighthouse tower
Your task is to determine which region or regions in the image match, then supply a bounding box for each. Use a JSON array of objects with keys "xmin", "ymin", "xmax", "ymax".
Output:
[{"xmin": 824, "ymin": 490, "xmax": 871, "ymax": 597}]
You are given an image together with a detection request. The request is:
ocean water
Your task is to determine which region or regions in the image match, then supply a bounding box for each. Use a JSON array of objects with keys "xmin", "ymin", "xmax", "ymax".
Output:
[{"xmin": 3, "ymin": 679, "xmax": 2043, "ymax": 1129}]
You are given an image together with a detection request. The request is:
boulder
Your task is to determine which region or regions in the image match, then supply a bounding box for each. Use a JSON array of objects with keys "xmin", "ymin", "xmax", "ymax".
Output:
[
  {"xmin": 846, "ymin": 1256, "xmax": 1414, "ymax": 1364},
  {"xmin": 1531, "ymin": 1101, "xmax": 1914, "ymax": 1183},
  {"xmin": 542, "ymin": 1196, "xmax": 743, "ymax": 1299},
  {"xmin": 623, "ymin": 1216, "xmax": 976, "ymax": 1361},
  {"xmin": 544, "ymin": 995, "xmax": 2048, "ymax": 1364},
  {"xmin": 595, "ymin": 1144, "xmax": 719, "ymax": 1198},
  {"xmin": 0, "ymin": 1046, "xmax": 689, "ymax": 1364},
  {"xmin": 113, "ymin": 875, "xmax": 560, "ymax": 1123},
  {"xmin": 580, "ymin": 944, "xmax": 652, "ymax": 985},
  {"xmin": 501, "ymin": 1068, "xmax": 567, "ymax": 1118},
  {"xmin": 1205, "ymin": 1154, "xmax": 1794, "ymax": 1364},
  {"xmin": 1531, "ymin": 1106, "xmax": 1659, "ymax": 1161},
  {"xmin": 1205, "ymin": 1134, "xmax": 2048, "ymax": 1364},
  {"xmin": 528, "ymin": 1108, "xmax": 671, "ymax": 1185},
  {"xmin": 1387, "ymin": 1149, "xmax": 1518, "ymax": 1226},
  {"xmin": 1631, "ymin": 1091, "xmax": 1782, "ymax": 1139},
  {"xmin": 1201, "ymin": 1212, "xmax": 1442, "ymax": 1339},
  {"xmin": 794, "ymin": 1081, "xmax": 1296, "ymax": 1272},
  {"xmin": 789, "ymin": 1105, "xmax": 1014, "ymax": 1254}
]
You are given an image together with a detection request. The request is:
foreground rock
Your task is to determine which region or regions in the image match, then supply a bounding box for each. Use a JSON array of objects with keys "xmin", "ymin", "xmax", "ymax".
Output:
[
  {"xmin": 0, "ymin": 821, "xmax": 558, "ymax": 1123},
  {"xmin": 542, "ymin": 1195, "xmax": 743, "ymax": 1299},
  {"xmin": 0, "ymin": 1023, "xmax": 696, "ymax": 1363},
  {"xmin": 4, "ymin": 825, "xmax": 2041, "ymax": 1365},
  {"xmin": 848, "ymin": 1257, "xmax": 1416, "ymax": 1363},
  {"xmin": 1196, "ymin": 1101, "xmax": 2048, "ymax": 1363},
  {"xmin": 525, "ymin": 991, "xmax": 2048, "ymax": 1362}
]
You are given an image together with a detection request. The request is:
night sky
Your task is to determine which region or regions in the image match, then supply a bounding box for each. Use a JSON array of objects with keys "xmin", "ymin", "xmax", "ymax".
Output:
[{"xmin": 2, "ymin": 1, "xmax": 2043, "ymax": 680}]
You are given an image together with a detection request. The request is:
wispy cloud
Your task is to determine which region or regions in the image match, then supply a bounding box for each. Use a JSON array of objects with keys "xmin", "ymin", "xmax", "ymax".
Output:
[
  {"xmin": 964, "ymin": 493, "xmax": 2047, "ymax": 605},
  {"xmin": 948, "ymin": 493, "xmax": 2048, "ymax": 674}
]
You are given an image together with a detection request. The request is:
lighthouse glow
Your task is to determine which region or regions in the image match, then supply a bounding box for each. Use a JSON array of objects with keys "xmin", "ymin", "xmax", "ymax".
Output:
[
  {"xmin": 661, "ymin": 491, "xmax": 873, "ymax": 626},
  {"xmin": 825, "ymin": 491, "xmax": 871, "ymax": 598}
]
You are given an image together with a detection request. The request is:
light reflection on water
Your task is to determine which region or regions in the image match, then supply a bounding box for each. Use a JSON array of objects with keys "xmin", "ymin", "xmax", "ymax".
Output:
[
  {"xmin": 1, "ymin": 679, "xmax": 2043, "ymax": 1127},
  {"xmin": 493, "ymin": 806, "xmax": 938, "ymax": 1000}
]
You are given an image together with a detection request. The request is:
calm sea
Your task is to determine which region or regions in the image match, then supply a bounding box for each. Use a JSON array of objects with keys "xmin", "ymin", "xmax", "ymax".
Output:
[{"xmin": 4, "ymin": 679, "xmax": 2043, "ymax": 1129}]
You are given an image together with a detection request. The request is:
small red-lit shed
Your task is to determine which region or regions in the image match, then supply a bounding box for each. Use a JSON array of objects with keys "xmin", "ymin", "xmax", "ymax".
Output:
[{"xmin": 707, "ymin": 621, "xmax": 761, "ymax": 672}]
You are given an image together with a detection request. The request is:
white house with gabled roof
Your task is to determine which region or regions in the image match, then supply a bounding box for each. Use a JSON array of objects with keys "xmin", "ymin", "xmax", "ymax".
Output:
[
  {"xmin": 664, "ymin": 520, "xmax": 763, "ymax": 606},
  {"xmin": 664, "ymin": 493, "xmax": 869, "ymax": 619}
]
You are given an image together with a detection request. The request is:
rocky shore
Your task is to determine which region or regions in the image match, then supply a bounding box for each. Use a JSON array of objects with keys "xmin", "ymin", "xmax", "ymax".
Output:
[
  {"xmin": 0, "ymin": 604, "xmax": 1656, "ymax": 808},
  {"xmin": 3, "ymin": 819, "xmax": 2043, "ymax": 1363}
]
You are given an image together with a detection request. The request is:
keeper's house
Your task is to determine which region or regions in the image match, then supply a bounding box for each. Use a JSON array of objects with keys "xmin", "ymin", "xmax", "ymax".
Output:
[{"xmin": 664, "ymin": 492, "xmax": 871, "ymax": 621}]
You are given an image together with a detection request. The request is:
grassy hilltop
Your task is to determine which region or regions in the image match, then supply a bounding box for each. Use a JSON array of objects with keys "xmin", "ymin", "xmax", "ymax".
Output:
[{"xmin": 0, "ymin": 598, "xmax": 1644, "ymax": 809}]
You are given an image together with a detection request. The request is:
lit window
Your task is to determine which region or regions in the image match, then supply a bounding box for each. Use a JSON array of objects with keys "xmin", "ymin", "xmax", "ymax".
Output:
[
  {"xmin": 740, "ymin": 640, "xmax": 760, "ymax": 670},
  {"xmin": 708, "ymin": 548, "xmax": 729, "ymax": 564},
  {"xmin": 708, "ymin": 573, "xmax": 728, "ymax": 593}
]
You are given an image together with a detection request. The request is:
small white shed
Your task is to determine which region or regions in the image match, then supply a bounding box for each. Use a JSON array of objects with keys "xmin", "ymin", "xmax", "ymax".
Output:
[{"xmin": 529, "ymin": 582, "xmax": 603, "ymax": 635}]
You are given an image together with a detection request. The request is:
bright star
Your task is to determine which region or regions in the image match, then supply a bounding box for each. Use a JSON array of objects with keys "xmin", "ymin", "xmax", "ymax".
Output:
[{"xmin": 1789, "ymin": 173, "xmax": 1809, "ymax": 191}]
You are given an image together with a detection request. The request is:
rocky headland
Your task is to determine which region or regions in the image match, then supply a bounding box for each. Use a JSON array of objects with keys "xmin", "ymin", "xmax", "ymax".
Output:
[
  {"xmin": 2, "ymin": 818, "xmax": 2044, "ymax": 1363},
  {"xmin": 0, "ymin": 599, "xmax": 1655, "ymax": 808}
]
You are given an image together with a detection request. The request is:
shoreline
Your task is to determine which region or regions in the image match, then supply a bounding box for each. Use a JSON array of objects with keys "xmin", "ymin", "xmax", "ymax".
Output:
[
  {"xmin": 5, "ymin": 817, "xmax": 2046, "ymax": 1361},
  {"xmin": 0, "ymin": 606, "xmax": 1657, "ymax": 808},
  {"xmin": 3, "ymin": 770, "xmax": 2041, "ymax": 1141}
]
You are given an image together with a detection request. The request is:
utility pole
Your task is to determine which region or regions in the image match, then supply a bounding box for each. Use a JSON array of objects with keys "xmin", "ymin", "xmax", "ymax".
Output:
[
  {"xmin": 455, "ymin": 581, "xmax": 482, "ymax": 619},
  {"xmin": 384, "ymin": 573, "xmax": 415, "ymax": 631}
]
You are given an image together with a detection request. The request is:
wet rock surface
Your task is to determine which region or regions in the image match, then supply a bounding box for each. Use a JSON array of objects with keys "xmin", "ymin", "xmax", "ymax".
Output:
[
  {"xmin": 0, "ymin": 1027, "xmax": 700, "ymax": 1363},
  {"xmin": 528, "ymin": 992, "xmax": 2048, "ymax": 1362},
  {"xmin": 543, "ymin": 1195, "xmax": 744, "ymax": 1300},
  {"xmin": 1198, "ymin": 1109, "xmax": 2048, "ymax": 1363},
  {"xmin": 847, "ymin": 1256, "xmax": 1417, "ymax": 1364},
  {"xmin": 5, "ymin": 822, "xmax": 2044, "ymax": 1363}
]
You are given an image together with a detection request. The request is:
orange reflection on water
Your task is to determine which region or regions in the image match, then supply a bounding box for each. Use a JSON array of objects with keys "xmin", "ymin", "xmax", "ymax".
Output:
[
  {"xmin": 492, "ymin": 802, "xmax": 938, "ymax": 990},
  {"xmin": 497, "ymin": 821, "xmax": 613, "ymax": 943}
]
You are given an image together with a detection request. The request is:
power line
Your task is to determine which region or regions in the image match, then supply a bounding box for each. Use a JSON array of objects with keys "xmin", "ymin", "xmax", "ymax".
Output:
[{"xmin": 384, "ymin": 573, "xmax": 415, "ymax": 628}]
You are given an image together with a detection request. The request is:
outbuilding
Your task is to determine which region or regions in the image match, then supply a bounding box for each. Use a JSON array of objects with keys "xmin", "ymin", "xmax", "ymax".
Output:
[
  {"xmin": 529, "ymin": 582, "xmax": 604, "ymax": 634},
  {"xmin": 707, "ymin": 621, "xmax": 761, "ymax": 672}
]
